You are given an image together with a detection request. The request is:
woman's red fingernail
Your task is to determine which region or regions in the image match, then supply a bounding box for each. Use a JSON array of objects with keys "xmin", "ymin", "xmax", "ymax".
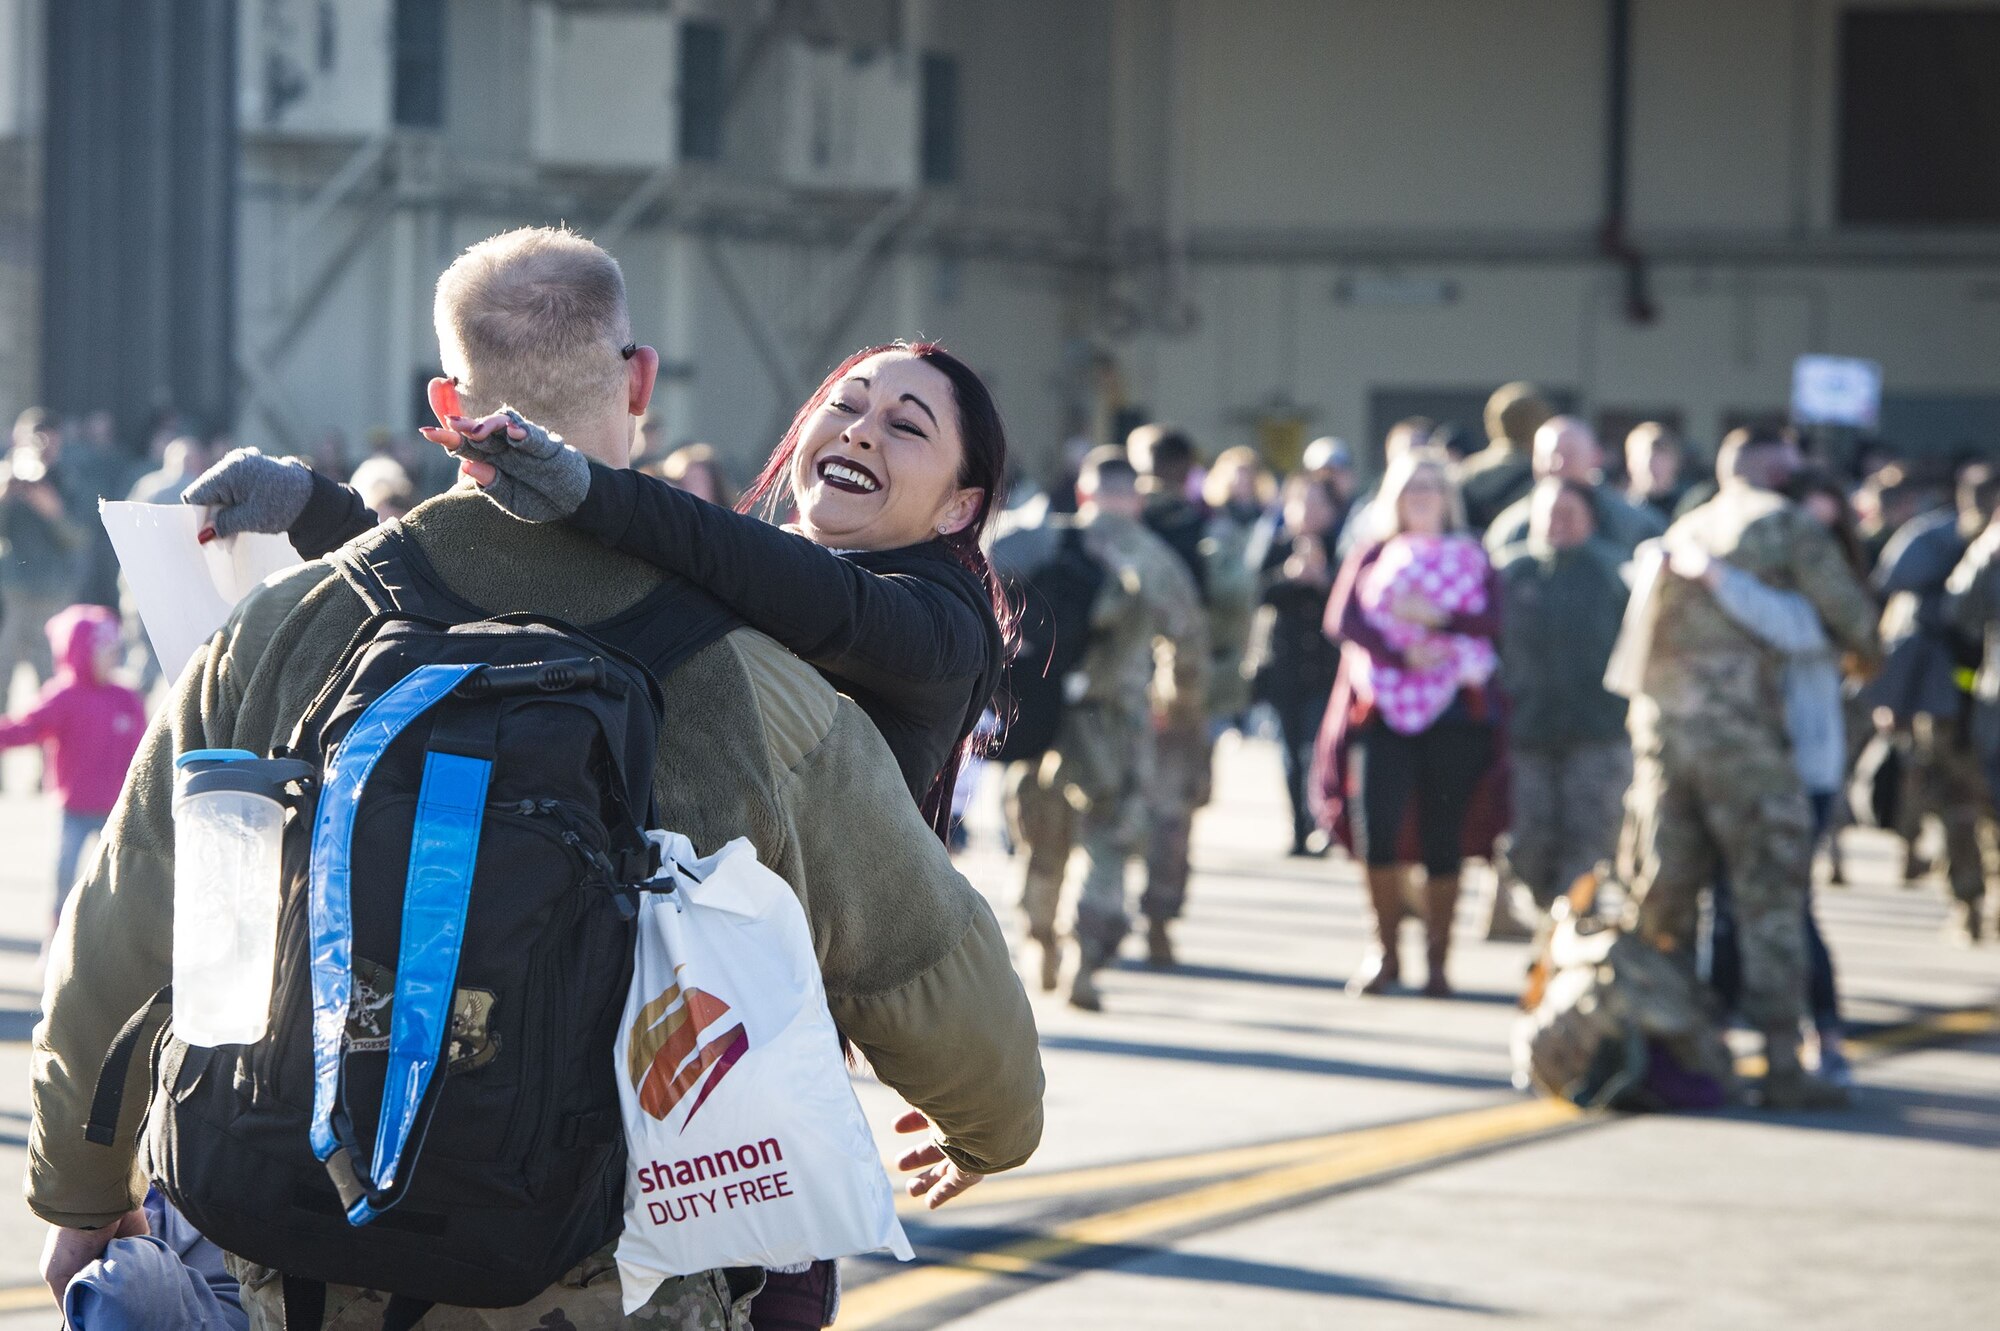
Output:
[{"xmin": 197, "ymin": 526, "xmax": 217, "ymax": 545}]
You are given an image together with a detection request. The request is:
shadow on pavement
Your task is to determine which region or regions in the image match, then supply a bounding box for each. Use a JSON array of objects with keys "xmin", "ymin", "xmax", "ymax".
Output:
[
  {"xmin": 1098, "ymin": 1003, "xmax": 1510, "ymax": 1055},
  {"xmin": 1111, "ymin": 959, "xmax": 1347, "ymax": 991},
  {"xmin": 868, "ymin": 1225, "xmax": 1506, "ymax": 1315},
  {"xmin": 1734, "ymin": 1081, "xmax": 2000, "ymax": 1151},
  {"xmin": 1092, "ymin": 1245, "xmax": 1505, "ymax": 1313},
  {"xmin": 1038, "ymin": 1032, "xmax": 1513, "ymax": 1090},
  {"xmin": 1111, "ymin": 957, "xmax": 1525, "ymax": 1007}
]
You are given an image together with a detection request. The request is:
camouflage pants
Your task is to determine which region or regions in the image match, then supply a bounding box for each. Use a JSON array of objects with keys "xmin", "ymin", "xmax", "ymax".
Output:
[
  {"xmin": 1143, "ymin": 716, "xmax": 1212, "ymax": 924},
  {"xmin": 1502, "ymin": 741, "xmax": 1632, "ymax": 907},
  {"xmin": 1906, "ymin": 714, "xmax": 1994, "ymax": 907},
  {"xmin": 1620, "ymin": 732, "xmax": 1812, "ymax": 1031},
  {"xmin": 229, "ymin": 1248, "xmax": 758, "ymax": 1330},
  {"xmin": 1007, "ymin": 753, "xmax": 1145, "ymax": 961}
]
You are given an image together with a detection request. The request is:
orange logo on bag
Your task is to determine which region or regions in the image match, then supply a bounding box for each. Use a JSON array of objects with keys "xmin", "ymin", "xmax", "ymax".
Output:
[{"xmin": 626, "ymin": 969, "xmax": 749, "ymax": 1126}]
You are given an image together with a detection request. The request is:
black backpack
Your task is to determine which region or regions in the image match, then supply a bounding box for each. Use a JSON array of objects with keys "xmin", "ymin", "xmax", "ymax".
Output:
[
  {"xmin": 992, "ymin": 524, "xmax": 1108, "ymax": 764},
  {"xmin": 89, "ymin": 524, "xmax": 738, "ymax": 1318}
]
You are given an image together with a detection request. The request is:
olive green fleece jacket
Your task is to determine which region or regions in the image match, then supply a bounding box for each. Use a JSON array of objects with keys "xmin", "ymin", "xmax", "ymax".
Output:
[{"xmin": 28, "ymin": 491, "xmax": 1044, "ymax": 1230}]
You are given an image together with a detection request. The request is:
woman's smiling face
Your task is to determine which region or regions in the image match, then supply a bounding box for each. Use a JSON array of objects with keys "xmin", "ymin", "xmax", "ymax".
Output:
[{"xmin": 790, "ymin": 351, "xmax": 981, "ymax": 551}]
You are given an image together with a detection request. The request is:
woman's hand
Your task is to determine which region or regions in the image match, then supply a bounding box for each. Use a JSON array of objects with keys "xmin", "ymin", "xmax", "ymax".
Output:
[
  {"xmin": 181, "ymin": 447, "xmax": 315, "ymax": 539},
  {"xmin": 894, "ymin": 1109, "xmax": 984, "ymax": 1209},
  {"xmin": 420, "ymin": 409, "xmax": 590, "ymax": 523}
]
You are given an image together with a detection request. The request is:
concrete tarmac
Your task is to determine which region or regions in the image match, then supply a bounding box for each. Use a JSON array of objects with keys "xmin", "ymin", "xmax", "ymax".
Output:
[{"xmin": 0, "ymin": 735, "xmax": 1993, "ymax": 1327}]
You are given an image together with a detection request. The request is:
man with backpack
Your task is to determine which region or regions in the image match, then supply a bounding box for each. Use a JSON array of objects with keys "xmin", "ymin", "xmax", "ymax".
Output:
[
  {"xmin": 31, "ymin": 226, "xmax": 1044, "ymax": 1327},
  {"xmin": 999, "ymin": 448, "xmax": 1206, "ymax": 1012}
]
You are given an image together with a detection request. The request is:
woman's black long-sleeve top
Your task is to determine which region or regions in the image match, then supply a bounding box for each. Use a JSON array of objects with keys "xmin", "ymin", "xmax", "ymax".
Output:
[
  {"xmin": 286, "ymin": 466, "xmax": 1001, "ymax": 806},
  {"xmin": 568, "ymin": 460, "xmax": 1002, "ymax": 804}
]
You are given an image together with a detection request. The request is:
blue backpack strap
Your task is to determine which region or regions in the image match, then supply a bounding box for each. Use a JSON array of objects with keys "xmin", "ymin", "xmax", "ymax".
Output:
[
  {"xmin": 307, "ymin": 662, "xmax": 491, "ymax": 1225},
  {"xmin": 362, "ymin": 700, "xmax": 498, "ymax": 1207}
]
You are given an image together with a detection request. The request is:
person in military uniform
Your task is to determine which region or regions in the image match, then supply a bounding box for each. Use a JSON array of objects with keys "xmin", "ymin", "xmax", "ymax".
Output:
[
  {"xmin": 1199, "ymin": 447, "xmax": 1269, "ymax": 734},
  {"xmin": 1125, "ymin": 424, "xmax": 1219, "ymax": 967},
  {"xmin": 1455, "ymin": 381, "xmax": 1555, "ymax": 533},
  {"xmin": 1866, "ymin": 463, "xmax": 2000, "ymax": 930},
  {"xmin": 1001, "ymin": 448, "xmax": 1207, "ymax": 1011},
  {"xmin": 1940, "ymin": 468, "xmax": 2000, "ymax": 942},
  {"xmin": 1617, "ymin": 428, "xmax": 1880, "ymax": 1108}
]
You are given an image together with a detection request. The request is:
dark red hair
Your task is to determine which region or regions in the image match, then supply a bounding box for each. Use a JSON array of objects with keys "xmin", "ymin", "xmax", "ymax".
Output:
[{"xmin": 739, "ymin": 341, "xmax": 1015, "ymax": 836}]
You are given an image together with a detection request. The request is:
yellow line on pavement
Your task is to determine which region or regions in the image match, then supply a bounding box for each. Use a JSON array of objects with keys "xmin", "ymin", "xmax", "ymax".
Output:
[
  {"xmin": 895, "ymin": 1004, "xmax": 2000, "ymax": 1219},
  {"xmin": 847, "ymin": 1001, "xmax": 2000, "ymax": 1327},
  {"xmin": 843, "ymin": 1096, "xmax": 1582, "ymax": 1328},
  {"xmin": 892, "ymin": 1122, "xmax": 1378, "ymax": 1216},
  {"xmin": 1849, "ymin": 1004, "xmax": 1997, "ymax": 1053},
  {"xmin": 0, "ymin": 1285, "xmax": 49, "ymax": 1311}
]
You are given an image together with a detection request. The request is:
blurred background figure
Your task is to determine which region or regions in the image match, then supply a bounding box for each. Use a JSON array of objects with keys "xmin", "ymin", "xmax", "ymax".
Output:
[
  {"xmin": 1201, "ymin": 445, "xmax": 1272, "ymax": 737},
  {"xmin": 348, "ymin": 455, "xmax": 417, "ymax": 523},
  {"xmin": 1863, "ymin": 462, "xmax": 2000, "ymax": 936},
  {"xmin": 1948, "ymin": 478, "xmax": 2000, "ymax": 943},
  {"xmin": 58, "ymin": 410, "xmax": 137, "ymax": 608},
  {"xmin": 1316, "ymin": 449, "xmax": 1503, "ymax": 998},
  {"xmin": 1861, "ymin": 459, "xmax": 1990, "ymax": 907},
  {"xmin": 1492, "ymin": 477, "xmax": 1631, "ymax": 936},
  {"xmin": 1250, "ymin": 471, "xmax": 1344, "ymax": 857},
  {"xmin": 1854, "ymin": 461, "xmax": 1940, "ymax": 571},
  {"xmin": 0, "ymin": 411, "xmax": 82, "ymax": 700},
  {"xmin": 1691, "ymin": 465, "xmax": 1873, "ymax": 1085},
  {"xmin": 1001, "ymin": 448, "xmax": 1205, "ymax": 1011},
  {"xmin": 1620, "ymin": 427, "xmax": 1880, "ymax": 1108},
  {"xmin": 1339, "ymin": 416, "xmax": 1437, "ymax": 559},
  {"xmin": 1485, "ymin": 415, "xmax": 1663, "ymax": 557},
  {"xmin": 1126, "ymin": 423, "xmax": 1219, "ymax": 969},
  {"xmin": 1457, "ymin": 382, "xmax": 1554, "ymax": 532},
  {"xmin": 650, "ymin": 441, "xmax": 738, "ymax": 509},
  {"xmin": 126, "ymin": 435, "xmax": 214, "ymax": 506},
  {"xmin": 0, "ymin": 604, "xmax": 144, "ymax": 936},
  {"xmin": 1625, "ymin": 421, "xmax": 1688, "ymax": 523},
  {"xmin": 631, "ymin": 411, "xmax": 668, "ymax": 471}
]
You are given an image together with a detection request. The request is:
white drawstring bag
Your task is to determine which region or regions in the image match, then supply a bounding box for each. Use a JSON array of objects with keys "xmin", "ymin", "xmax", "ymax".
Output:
[{"xmin": 613, "ymin": 832, "xmax": 913, "ymax": 1312}]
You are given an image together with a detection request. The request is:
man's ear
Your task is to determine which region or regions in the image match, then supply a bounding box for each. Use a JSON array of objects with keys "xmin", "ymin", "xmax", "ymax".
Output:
[
  {"xmin": 627, "ymin": 346, "xmax": 660, "ymax": 418},
  {"xmin": 427, "ymin": 376, "xmax": 464, "ymax": 427},
  {"xmin": 939, "ymin": 487, "xmax": 985, "ymax": 537}
]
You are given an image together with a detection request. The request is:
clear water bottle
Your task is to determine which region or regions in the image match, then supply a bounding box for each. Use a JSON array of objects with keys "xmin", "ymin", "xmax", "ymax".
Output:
[{"xmin": 172, "ymin": 750, "xmax": 310, "ymax": 1047}]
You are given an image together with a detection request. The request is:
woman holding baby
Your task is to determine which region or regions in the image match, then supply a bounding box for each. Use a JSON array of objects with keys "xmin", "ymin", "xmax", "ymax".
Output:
[{"xmin": 1312, "ymin": 448, "xmax": 1506, "ymax": 998}]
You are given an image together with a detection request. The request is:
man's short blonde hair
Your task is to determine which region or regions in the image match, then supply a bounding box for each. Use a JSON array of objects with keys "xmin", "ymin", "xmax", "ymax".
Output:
[{"xmin": 433, "ymin": 226, "xmax": 631, "ymax": 426}]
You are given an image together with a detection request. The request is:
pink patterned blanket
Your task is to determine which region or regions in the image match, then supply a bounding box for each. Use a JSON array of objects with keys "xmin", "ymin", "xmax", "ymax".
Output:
[{"xmin": 1355, "ymin": 534, "xmax": 1497, "ymax": 734}]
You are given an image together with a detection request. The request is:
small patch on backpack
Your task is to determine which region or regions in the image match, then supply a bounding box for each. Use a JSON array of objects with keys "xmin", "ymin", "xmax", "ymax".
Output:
[{"xmin": 348, "ymin": 956, "xmax": 501, "ymax": 1072}]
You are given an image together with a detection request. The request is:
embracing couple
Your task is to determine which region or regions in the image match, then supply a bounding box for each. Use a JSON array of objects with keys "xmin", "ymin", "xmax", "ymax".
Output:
[{"xmin": 30, "ymin": 226, "xmax": 1044, "ymax": 1329}]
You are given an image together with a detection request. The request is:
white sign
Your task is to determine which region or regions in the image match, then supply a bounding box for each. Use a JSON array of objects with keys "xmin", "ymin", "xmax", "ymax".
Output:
[
  {"xmin": 101, "ymin": 502, "xmax": 300, "ymax": 680},
  {"xmin": 1791, "ymin": 355, "xmax": 1883, "ymax": 429}
]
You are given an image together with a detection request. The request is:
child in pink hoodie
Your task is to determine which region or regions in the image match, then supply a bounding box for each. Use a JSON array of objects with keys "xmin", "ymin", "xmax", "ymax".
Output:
[{"xmin": 0, "ymin": 604, "xmax": 146, "ymax": 927}]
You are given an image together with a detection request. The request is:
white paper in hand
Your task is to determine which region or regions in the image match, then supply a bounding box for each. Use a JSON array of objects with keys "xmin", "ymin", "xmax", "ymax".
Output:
[{"xmin": 100, "ymin": 501, "xmax": 300, "ymax": 680}]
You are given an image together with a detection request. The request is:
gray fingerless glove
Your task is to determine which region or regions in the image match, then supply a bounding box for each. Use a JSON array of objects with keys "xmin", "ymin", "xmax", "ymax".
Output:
[
  {"xmin": 180, "ymin": 447, "xmax": 315, "ymax": 538},
  {"xmin": 457, "ymin": 409, "xmax": 591, "ymax": 524}
]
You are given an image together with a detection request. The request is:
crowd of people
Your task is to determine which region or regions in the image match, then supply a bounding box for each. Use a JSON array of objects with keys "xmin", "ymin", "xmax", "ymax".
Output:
[
  {"xmin": 0, "ymin": 222, "xmax": 1992, "ymax": 1322},
  {"xmin": 987, "ymin": 378, "xmax": 2000, "ymax": 1112}
]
